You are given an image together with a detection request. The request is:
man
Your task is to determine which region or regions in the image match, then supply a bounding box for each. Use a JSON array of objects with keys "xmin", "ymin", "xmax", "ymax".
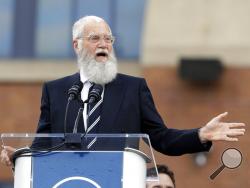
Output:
[
  {"xmin": 1, "ymin": 15, "xmax": 245, "ymax": 166},
  {"xmin": 147, "ymin": 165, "xmax": 175, "ymax": 188}
]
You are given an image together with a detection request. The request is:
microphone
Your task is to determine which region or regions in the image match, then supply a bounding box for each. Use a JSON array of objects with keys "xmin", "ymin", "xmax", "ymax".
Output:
[
  {"xmin": 88, "ymin": 84, "xmax": 103, "ymax": 104},
  {"xmin": 64, "ymin": 80, "xmax": 83, "ymax": 136},
  {"xmin": 68, "ymin": 81, "xmax": 83, "ymax": 101}
]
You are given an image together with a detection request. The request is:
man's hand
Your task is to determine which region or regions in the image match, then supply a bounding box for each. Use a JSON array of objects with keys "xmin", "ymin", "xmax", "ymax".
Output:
[
  {"xmin": 199, "ymin": 112, "xmax": 246, "ymax": 142},
  {"xmin": 0, "ymin": 146, "xmax": 16, "ymax": 166}
]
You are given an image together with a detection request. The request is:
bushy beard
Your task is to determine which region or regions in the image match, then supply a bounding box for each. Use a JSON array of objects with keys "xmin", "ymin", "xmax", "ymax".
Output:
[{"xmin": 77, "ymin": 48, "xmax": 118, "ymax": 85}]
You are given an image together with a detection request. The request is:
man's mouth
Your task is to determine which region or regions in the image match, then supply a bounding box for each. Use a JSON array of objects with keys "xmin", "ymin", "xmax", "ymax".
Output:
[{"xmin": 96, "ymin": 51, "xmax": 108, "ymax": 58}]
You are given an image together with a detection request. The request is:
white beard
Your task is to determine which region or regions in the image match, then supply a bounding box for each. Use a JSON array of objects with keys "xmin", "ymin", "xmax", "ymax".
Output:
[{"xmin": 77, "ymin": 49, "xmax": 118, "ymax": 85}]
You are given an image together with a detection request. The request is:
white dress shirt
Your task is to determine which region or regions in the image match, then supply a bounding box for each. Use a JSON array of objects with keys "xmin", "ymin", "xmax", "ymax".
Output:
[{"xmin": 79, "ymin": 69, "xmax": 104, "ymax": 131}]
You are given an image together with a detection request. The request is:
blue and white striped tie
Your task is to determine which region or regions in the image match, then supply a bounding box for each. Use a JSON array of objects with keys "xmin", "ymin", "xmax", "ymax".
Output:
[{"xmin": 86, "ymin": 93, "xmax": 103, "ymax": 149}]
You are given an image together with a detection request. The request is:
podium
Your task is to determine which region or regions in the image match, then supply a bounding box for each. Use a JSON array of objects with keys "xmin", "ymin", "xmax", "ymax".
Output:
[{"xmin": 1, "ymin": 133, "xmax": 159, "ymax": 188}]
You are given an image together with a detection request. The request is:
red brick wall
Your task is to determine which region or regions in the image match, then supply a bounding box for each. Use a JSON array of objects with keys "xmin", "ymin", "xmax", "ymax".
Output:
[
  {"xmin": 0, "ymin": 67, "xmax": 249, "ymax": 187},
  {"xmin": 144, "ymin": 67, "xmax": 250, "ymax": 188},
  {"xmin": 0, "ymin": 83, "xmax": 41, "ymax": 180}
]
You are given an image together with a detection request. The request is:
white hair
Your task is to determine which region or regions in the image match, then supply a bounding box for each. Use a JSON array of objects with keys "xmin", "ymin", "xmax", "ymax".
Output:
[
  {"xmin": 77, "ymin": 48, "xmax": 117, "ymax": 85},
  {"xmin": 72, "ymin": 15, "xmax": 112, "ymax": 40},
  {"xmin": 73, "ymin": 16, "xmax": 117, "ymax": 84}
]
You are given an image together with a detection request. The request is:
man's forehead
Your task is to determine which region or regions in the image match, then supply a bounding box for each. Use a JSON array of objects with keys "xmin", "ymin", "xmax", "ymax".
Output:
[{"xmin": 84, "ymin": 21, "xmax": 111, "ymax": 35}]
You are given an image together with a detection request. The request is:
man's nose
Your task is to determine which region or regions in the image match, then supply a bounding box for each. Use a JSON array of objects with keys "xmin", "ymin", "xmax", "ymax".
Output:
[{"xmin": 97, "ymin": 39, "xmax": 108, "ymax": 48}]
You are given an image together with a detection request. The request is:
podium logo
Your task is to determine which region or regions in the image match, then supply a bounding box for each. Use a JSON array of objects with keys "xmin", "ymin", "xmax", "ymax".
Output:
[{"xmin": 52, "ymin": 176, "xmax": 101, "ymax": 188}]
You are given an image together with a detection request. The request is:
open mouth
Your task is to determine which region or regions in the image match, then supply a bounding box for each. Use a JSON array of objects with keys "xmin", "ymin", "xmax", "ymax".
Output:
[{"xmin": 96, "ymin": 51, "xmax": 108, "ymax": 58}]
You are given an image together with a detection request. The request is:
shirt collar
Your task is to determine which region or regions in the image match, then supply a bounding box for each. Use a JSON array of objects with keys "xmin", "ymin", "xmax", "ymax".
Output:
[{"xmin": 80, "ymin": 68, "xmax": 89, "ymax": 84}]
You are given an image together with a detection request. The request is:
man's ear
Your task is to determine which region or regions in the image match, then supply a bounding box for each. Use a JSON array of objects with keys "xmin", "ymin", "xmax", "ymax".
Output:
[
  {"xmin": 73, "ymin": 40, "xmax": 79, "ymax": 53},
  {"xmin": 72, "ymin": 40, "xmax": 78, "ymax": 50}
]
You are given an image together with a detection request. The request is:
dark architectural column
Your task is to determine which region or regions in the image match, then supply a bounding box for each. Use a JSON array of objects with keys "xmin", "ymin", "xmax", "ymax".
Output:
[{"xmin": 12, "ymin": 0, "xmax": 37, "ymax": 58}]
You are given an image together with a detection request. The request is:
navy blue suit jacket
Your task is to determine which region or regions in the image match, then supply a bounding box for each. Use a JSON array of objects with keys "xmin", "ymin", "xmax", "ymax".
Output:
[{"xmin": 37, "ymin": 73, "xmax": 211, "ymax": 155}]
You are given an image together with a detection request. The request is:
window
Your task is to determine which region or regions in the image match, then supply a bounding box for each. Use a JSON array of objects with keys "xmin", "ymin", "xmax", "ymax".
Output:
[{"xmin": 0, "ymin": 0, "xmax": 147, "ymax": 60}]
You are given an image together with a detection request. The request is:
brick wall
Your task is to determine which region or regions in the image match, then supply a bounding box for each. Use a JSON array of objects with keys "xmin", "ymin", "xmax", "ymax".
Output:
[
  {"xmin": 144, "ymin": 66, "xmax": 250, "ymax": 188},
  {"xmin": 0, "ymin": 83, "xmax": 41, "ymax": 180},
  {"xmin": 0, "ymin": 67, "xmax": 249, "ymax": 187}
]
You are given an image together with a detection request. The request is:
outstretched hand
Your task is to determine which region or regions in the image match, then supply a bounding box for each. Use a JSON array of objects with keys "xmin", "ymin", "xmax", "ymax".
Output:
[
  {"xmin": 199, "ymin": 112, "xmax": 246, "ymax": 142},
  {"xmin": 0, "ymin": 146, "xmax": 16, "ymax": 167}
]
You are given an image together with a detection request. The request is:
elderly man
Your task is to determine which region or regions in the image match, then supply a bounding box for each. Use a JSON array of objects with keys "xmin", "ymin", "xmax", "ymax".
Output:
[{"xmin": 1, "ymin": 16, "xmax": 245, "ymax": 166}]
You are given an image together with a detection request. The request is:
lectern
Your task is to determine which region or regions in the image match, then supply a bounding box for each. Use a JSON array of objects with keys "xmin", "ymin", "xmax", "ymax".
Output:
[{"xmin": 1, "ymin": 133, "xmax": 159, "ymax": 188}]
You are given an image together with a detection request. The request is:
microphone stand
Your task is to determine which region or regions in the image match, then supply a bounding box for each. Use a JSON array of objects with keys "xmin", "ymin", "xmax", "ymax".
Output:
[
  {"xmin": 65, "ymin": 84, "xmax": 103, "ymax": 149},
  {"xmin": 72, "ymin": 94, "xmax": 87, "ymax": 134},
  {"xmin": 64, "ymin": 98, "xmax": 88, "ymax": 149},
  {"xmin": 73, "ymin": 107, "xmax": 84, "ymax": 134}
]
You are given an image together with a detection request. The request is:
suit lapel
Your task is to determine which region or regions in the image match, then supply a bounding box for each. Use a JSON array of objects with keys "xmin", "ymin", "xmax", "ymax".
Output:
[
  {"xmin": 99, "ymin": 75, "xmax": 126, "ymax": 133},
  {"xmin": 64, "ymin": 73, "xmax": 126, "ymax": 133}
]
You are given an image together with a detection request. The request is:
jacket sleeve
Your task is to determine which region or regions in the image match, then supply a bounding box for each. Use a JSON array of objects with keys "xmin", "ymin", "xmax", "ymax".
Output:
[{"xmin": 140, "ymin": 78, "xmax": 212, "ymax": 156}]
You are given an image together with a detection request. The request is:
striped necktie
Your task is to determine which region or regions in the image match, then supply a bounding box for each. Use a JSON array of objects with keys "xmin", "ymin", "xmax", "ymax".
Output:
[
  {"xmin": 87, "ymin": 97, "xmax": 103, "ymax": 133},
  {"xmin": 86, "ymin": 86, "xmax": 103, "ymax": 149}
]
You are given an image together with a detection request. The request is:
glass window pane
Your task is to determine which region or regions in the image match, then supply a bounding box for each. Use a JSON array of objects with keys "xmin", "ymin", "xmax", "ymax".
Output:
[
  {"xmin": 75, "ymin": 0, "xmax": 111, "ymax": 22},
  {"xmin": 35, "ymin": 0, "xmax": 72, "ymax": 58},
  {"xmin": 0, "ymin": 0, "xmax": 15, "ymax": 57},
  {"xmin": 116, "ymin": 0, "xmax": 147, "ymax": 59}
]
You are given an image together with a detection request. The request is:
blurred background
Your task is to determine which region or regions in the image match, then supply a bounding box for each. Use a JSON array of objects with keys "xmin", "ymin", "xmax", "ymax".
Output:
[{"xmin": 0, "ymin": 0, "xmax": 250, "ymax": 187}]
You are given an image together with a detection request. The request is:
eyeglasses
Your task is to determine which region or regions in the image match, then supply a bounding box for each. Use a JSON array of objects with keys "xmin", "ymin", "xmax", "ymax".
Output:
[{"xmin": 79, "ymin": 34, "xmax": 115, "ymax": 44}]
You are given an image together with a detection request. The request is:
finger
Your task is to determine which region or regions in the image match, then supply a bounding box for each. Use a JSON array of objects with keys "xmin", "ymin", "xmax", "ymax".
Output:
[
  {"xmin": 4, "ymin": 146, "xmax": 16, "ymax": 152},
  {"xmin": 221, "ymin": 122, "xmax": 246, "ymax": 129},
  {"xmin": 227, "ymin": 127, "xmax": 245, "ymax": 132},
  {"xmin": 227, "ymin": 131, "xmax": 245, "ymax": 137},
  {"xmin": 1, "ymin": 149, "xmax": 9, "ymax": 157},
  {"xmin": 2, "ymin": 155, "xmax": 12, "ymax": 166},
  {"xmin": 229, "ymin": 123, "xmax": 246, "ymax": 128},
  {"xmin": 5, "ymin": 158, "xmax": 12, "ymax": 166},
  {"xmin": 1, "ymin": 155, "xmax": 7, "ymax": 164},
  {"xmin": 224, "ymin": 137, "xmax": 238, "ymax": 142},
  {"xmin": 223, "ymin": 128, "xmax": 245, "ymax": 135},
  {"xmin": 214, "ymin": 112, "xmax": 228, "ymax": 121},
  {"xmin": 230, "ymin": 128, "xmax": 246, "ymax": 133},
  {"xmin": 1, "ymin": 150, "xmax": 10, "ymax": 161},
  {"xmin": 5, "ymin": 161, "xmax": 11, "ymax": 166},
  {"xmin": 0, "ymin": 156, "xmax": 4, "ymax": 163},
  {"xmin": 2, "ymin": 157, "xmax": 11, "ymax": 166},
  {"xmin": 0, "ymin": 149, "xmax": 7, "ymax": 158}
]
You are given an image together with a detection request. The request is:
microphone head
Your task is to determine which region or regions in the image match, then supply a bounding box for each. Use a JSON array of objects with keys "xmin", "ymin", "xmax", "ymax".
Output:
[
  {"xmin": 89, "ymin": 84, "xmax": 103, "ymax": 103},
  {"xmin": 68, "ymin": 81, "xmax": 83, "ymax": 100}
]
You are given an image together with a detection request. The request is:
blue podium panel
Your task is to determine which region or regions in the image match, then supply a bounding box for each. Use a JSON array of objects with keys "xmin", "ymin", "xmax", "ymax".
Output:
[{"xmin": 32, "ymin": 151, "xmax": 123, "ymax": 188}]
